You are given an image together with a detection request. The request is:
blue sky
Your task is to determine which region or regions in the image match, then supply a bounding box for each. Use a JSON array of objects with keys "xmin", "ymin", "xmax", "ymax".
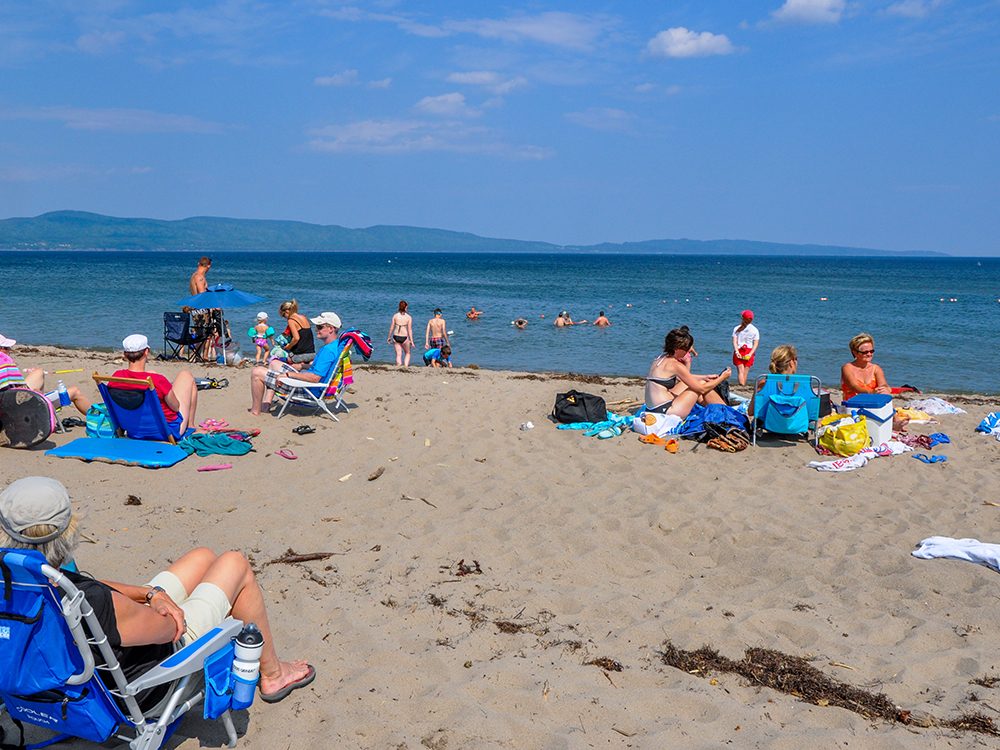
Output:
[{"xmin": 1, "ymin": 1, "xmax": 998, "ymax": 254}]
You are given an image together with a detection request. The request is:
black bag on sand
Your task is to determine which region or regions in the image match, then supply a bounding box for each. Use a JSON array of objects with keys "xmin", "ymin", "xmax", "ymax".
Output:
[{"xmin": 552, "ymin": 390, "xmax": 607, "ymax": 424}]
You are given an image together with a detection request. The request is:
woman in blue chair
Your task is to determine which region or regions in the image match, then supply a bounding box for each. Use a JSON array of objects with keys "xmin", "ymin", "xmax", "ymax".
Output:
[
  {"xmin": 0, "ymin": 476, "xmax": 316, "ymax": 704},
  {"xmin": 644, "ymin": 325, "xmax": 731, "ymax": 419}
]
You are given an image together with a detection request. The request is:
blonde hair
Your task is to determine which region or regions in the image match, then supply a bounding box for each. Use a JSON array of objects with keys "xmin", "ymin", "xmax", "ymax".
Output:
[
  {"xmin": 769, "ymin": 345, "xmax": 798, "ymax": 374},
  {"xmin": 0, "ymin": 515, "xmax": 80, "ymax": 568},
  {"xmin": 279, "ymin": 299, "xmax": 299, "ymax": 316},
  {"xmin": 849, "ymin": 332, "xmax": 874, "ymax": 355}
]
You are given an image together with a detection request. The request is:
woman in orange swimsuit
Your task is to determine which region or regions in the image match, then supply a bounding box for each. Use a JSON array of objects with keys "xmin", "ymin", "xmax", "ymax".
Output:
[{"xmin": 840, "ymin": 332, "xmax": 891, "ymax": 401}]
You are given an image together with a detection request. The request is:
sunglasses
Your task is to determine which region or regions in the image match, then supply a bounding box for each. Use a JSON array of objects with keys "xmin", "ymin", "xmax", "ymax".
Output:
[{"xmin": 857, "ymin": 349, "xmax": 875, "ymax": 355}]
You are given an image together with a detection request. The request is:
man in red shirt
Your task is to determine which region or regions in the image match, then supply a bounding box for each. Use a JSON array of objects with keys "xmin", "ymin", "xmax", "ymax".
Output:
[{"xmin": 112, "ymin": 334, "xmax": 198, "ymax": 437}]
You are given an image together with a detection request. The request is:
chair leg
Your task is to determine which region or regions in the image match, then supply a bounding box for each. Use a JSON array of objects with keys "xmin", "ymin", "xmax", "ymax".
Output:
[
  {"xmin": 221, "ymin": 710, "xmax": 238, "ymax": 748},
  {"xmin": 276, "ymin": 396, "xmax": 290, "ymax": 418}
]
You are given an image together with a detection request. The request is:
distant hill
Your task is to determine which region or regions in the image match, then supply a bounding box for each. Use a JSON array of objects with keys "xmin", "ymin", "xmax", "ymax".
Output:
[{"xmin": 0, "ymin": 211, "xmax": 945, "ymax": 256}]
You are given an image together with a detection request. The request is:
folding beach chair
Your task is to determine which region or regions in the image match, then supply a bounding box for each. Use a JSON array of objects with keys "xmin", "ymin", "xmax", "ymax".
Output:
[
  {"xmin": 273, "ymin": 341, "xmax": 354, "ymax": 421},
  {"xmin": 162, "ymin": 312, "xmax": 213, "ymax": 363},
  {"xmin": 0, "ymin": 548, "xmax": 247, "ymax": 749},
  {"xmin": 751, "ymin": 373, "xmax": 823, "ymax": 447},
  {"xmin": 94, "ymin": 374, "xmax": 194, "ymax": 444}
]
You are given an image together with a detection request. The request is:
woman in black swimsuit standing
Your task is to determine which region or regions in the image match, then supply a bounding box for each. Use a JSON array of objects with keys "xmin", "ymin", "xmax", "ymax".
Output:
[
  {"xmin": 644, "ymin": 325, "xmax": 732, "ymax": 418},
  {"xmin": 387, "ymin": 300, "xmax": 414, "ymax": 367}
]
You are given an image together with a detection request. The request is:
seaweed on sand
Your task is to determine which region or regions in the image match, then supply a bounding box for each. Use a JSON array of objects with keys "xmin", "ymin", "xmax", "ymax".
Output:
[{"xmin": 659, "ymin": 642, "xmax": 999, "ymax": 736}]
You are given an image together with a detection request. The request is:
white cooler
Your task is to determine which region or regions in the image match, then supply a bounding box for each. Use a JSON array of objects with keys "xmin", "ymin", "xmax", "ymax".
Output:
[{"xmin": 844, "ymin": 394, "xmax": 894, "ymax": 447}]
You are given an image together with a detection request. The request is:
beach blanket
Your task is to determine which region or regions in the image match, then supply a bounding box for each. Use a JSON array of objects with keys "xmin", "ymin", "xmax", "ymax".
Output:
[
  {"xmin": 340, "ymin": 329, "xmax": 374, "ymax": 360},
  {"xmin": 179, "ymin": 432, "xmax": 253, "ymax": 457},
  {"xmin": 807, "ymin": 439, "xmax": 911, "ymax": 471},
  {"xmin": 906, "ymin": 397, "xmax": 966, "ymax": 415},
  {"xmin": 557, "ymin": 411, "xmax": 631, "ymax": 439},
  {"xmin": 975, "ymin": 412, "xmax": 1000, "ymax": 441},
  {"xmin": 676, "ymin": 403, "xmax": 748, "ymax": 440},
  {"xmin": 912, "ymin": 536, "xmax": 1000, "ymax": 574}
]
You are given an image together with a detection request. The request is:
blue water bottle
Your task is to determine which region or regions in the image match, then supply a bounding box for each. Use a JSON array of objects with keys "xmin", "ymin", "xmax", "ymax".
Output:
[
  {"xmin": 231, "ymin": 623, "xmax": 264, "ymax": 710},
  {"xmin": 56, "ymin": 380, "xmax": 71, "ymax": 407}
]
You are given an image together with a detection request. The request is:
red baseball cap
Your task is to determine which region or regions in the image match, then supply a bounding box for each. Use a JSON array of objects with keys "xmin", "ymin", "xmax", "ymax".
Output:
[{"xmin": 741, "ymin": 310, "xmax": 754, "ymax": 320}]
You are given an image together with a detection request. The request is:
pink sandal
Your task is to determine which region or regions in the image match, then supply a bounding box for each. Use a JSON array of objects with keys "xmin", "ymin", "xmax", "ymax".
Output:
[{"xmin": 276, "ymin": 449, "xmax": 297, "ymax": 460}]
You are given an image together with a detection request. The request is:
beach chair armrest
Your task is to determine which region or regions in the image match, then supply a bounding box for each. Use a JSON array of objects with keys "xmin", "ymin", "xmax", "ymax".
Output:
[
  {"xmin": 124, "ymin": 618, "xmax": 243, "ymax": 696},
  {"xmin": 277, "ymin": 376, "xmax": 317, "ymax": 389}
]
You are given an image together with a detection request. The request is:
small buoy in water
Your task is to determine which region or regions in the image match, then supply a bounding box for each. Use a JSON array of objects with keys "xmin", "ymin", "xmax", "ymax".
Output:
[
  {"xmin": 446, "ymin": 330, "xmax": 454, "ymax": 335},
  {"xmin": 819, "ymin": 297, "xmax": 828, "ymax": 301},
  {"xmin": 950, "ymin": 298, "xmax": 958, "ymax": 302}
]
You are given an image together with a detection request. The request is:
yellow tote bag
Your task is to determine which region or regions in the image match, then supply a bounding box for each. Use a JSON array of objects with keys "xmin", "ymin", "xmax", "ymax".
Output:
[{"xmin": 818, "ymin": 415, "xmax": 870, "ymax": 456}]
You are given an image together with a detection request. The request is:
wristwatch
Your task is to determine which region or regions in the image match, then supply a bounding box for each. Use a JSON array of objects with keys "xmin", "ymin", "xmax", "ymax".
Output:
[{"xmin": 145, "ymin": 585, "xmax": 166, "ymax": 604}]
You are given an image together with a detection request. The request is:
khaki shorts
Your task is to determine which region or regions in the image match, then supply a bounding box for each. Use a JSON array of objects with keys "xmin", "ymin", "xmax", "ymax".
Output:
[{"xmin": 146, "ymin": 571, "xmax": 231, "ymax": 646}]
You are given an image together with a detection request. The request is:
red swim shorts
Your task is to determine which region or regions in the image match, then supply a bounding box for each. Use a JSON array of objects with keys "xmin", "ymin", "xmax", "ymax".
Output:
[{"xmin": 733, "ymin": 346, "xmax": 755, "ymax": 367}]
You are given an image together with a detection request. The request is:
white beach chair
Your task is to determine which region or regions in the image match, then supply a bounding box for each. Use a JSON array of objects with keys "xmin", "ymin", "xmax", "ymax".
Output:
[{"xmin": 273, "ymin": 341, "xmax": 353, "ymax": 421}]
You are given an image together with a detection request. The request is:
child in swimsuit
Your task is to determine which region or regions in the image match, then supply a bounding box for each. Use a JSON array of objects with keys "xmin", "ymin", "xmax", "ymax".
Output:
[{"xmin": 249, "ymin": 312, "xmax": 275, "ymax": 365}]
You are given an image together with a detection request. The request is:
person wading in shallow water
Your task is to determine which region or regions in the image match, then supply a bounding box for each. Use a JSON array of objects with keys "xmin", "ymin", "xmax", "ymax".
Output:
[{"xmin": 189, "ymin": 256, "xmax": 211, "ymax": 295}]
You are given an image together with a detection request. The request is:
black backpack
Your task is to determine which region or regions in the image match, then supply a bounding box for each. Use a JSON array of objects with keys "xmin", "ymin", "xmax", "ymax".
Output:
[{"xmin": 552, "ymin": 390, "xmax": 607, "ymax": 424}]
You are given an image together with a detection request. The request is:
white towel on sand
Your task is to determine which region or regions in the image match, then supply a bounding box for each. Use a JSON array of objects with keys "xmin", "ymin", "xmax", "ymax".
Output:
[{"xmin": 912, "ymin": 536, "xmax": 1000, "ymax": 573}]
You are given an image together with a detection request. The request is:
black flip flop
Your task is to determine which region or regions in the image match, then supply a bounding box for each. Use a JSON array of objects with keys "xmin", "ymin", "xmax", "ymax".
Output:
[
  {"xmin": 62, "ymin": 417, "xmax": 87, "ymax": 428},
  {"xmin": 292, "ymin": 425, "xmax": 316, "ymax": 435},
  {"xmin": 259, "ymin": 664, "xmax": 316, "ymax": 704}
]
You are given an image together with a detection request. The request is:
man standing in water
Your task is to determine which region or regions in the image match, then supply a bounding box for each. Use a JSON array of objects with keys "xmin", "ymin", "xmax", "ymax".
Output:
[
  {"xmin": 189, "ymin": 256, "xmax": 211, "ymax": 295},
  {"xmin": 593, "ymin": 311, "xmax": 611, "ymax": 327},
  {"xmin": 425, "ymin": 308, "xmax": 450, "ymax": 350}
]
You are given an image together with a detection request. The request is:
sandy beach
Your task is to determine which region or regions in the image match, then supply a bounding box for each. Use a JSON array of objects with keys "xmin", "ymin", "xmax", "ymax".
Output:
[{"xmin": 3, "ymin": 345, "xmax": 1000, "ymax": 749}]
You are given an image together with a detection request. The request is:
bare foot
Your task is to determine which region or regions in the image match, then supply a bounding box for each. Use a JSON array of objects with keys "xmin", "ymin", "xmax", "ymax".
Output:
[{"xmin": 259, "ymin": 659, "xmax": 313, "ymax": 698}]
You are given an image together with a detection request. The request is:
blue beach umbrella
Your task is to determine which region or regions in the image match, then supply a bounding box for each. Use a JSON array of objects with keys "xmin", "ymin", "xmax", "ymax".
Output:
[
  {"xmin": 175, "ymin": 284, "xmax": 267, "ymax": 366},
  {"xmin": 175, "ymin": 283, "xmax": 266, "ymax": 309}
]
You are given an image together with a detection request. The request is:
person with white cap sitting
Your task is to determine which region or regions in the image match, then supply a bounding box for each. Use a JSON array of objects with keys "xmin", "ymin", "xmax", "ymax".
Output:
[
  {"xmin": 0, "ymin": 332, "xmax": 91, "ymax": 415},
  {"xmin": 112, "ymin": 334, "xmax": 198, "ymax": 437},
  {"xmin": 248, "ymin": 312, "xmax": 342, "ymax": 416},
  {"xmin": 0, "ymin": 475, "xmax": 316, "ymax": 704}
]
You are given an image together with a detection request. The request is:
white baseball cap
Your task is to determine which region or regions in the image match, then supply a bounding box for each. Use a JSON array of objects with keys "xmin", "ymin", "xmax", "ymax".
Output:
[
  {"xmin": 0, "ymin": 476, "xmax": 73, "ymax": 544},
  {"xmin": 122, "ymin": 334, "xmax": 149, "ymax": 352},
  {"xmin": 256, "ymin": 311, "xmax": 268, "ymax": 321},
  {"xmin": 309, "ymin": 312, "xmax": 341, "ymax": 329},
  {"xmin": 0, "ymin": 333, "xmax": 15, "ymax": 348}
]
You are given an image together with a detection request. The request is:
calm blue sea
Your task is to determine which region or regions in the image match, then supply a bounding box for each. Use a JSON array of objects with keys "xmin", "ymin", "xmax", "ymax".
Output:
[{"xmin": 2, "ymin": 251, "xmax": 998, "ymax": 394}]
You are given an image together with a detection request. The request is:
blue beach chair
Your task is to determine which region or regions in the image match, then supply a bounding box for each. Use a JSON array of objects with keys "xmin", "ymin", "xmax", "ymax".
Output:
[
  {"xmin": 94, "ymin": 374, "xmax": 194, "ymax": 444},
  {"xmin": 0, "ymin": 548, "xmax": 247, "ymax": 749},
  {"xmin": 751, "ymin": 373, "xmax": 822, "ymax": 447}
]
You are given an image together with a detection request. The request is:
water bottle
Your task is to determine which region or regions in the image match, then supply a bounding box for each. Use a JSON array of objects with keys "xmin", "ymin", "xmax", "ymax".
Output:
[
  {"xmin": 56, "ymin": 380, "xmax": 71, "ymax": 408},
  {"xmin": 231, "ymin": 623, "xmax": 264, "ymax": 709}
]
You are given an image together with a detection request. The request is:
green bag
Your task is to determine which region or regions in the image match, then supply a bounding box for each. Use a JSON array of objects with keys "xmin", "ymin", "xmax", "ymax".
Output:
[{"xmin": 85, "ymin": 403, "xmax": 115, "ymax": 439}]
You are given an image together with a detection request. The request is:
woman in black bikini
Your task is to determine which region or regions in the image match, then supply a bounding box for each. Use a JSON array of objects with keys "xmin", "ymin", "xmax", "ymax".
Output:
[
  {"xmin": 644, "ymin": 325, "xmax": 732, "ymax": 418},
  {"xmin": 387, "ymin": 300, "xmax": 414, "ymax": 367},
  {"xmin": 278, "ymin": 299, "xmax": 315, "ymax": 363}
]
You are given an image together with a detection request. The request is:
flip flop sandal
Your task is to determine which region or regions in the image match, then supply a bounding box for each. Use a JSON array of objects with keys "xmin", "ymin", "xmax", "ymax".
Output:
[
  {"xmin": 276, "ymin": 449, "xmax": 298, "ymax": 460},
  {"xmin": 912, "ymin": 453, "xmax": 947, "ymax": 463},
  {"xmin": 197, "ymin": 464, "xmax": 232, "ymax": 472},
  {"xmin": 61, "ymin": 417, "xmax": 86, "ymax": 428},
  {"xmin": 259, "ymin": 664, "xmax": 316, "ymax": 704},
  {"xmin": 639, "ymin": 434, "xmax": 668, "ymax": 446},
  {"xmin": 664, "ymin": 438, "xmax": 679, "ymax": 454},
  {"xmin": 292, "ymin": 425, "xmax": 316, "ymax": 435},
  {"xmin": 707, "ymin": 436, "xmax": 738, "ymax": 453}
]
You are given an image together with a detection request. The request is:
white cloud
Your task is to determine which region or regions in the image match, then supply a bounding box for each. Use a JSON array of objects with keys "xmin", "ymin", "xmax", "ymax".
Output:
[
  {"xmin": 447, "ymin": 12, "xmax": 609, "ymax": 51},
  {"xmin": 647, "ymin": 27, "xmax": 735, "ymax": 58},
  {"xmin": 414, "ymin": 92, "xmax": 479, "ymax": 118},
  {"xmin": 634, "ymin": 83, "xmax": 682, "ymax": 95},
  {"xmin": 0, "ymin": 105, "xmax": 226, "ymax": 134},
  {"xmin": 323, "ymin": 8, "xmax": 612, "ymax": 51},
  {"xmin": 307, "ymin": 118, "xmax": 551, "ymax": 159},
  {"xmin": 565, "ymin": 107, "xmax": 633, "ymax": 132},
  {"xmin": 447, "ymin": 71, "xmax": 527, "ymax": 95},
  {"xmin": 771, "ymin": 0, "xmax": 846, "ymax": 24},
  {"xmin": 315, "ymin": 69, "xmax": 359, "ymax": 87},
  {"xmin": 885, "ymin": 0, "xmax": 945, "ymax": 18},
  {"xmin": 368, "ymin": 77, "xmax": 392, "ymax": 89}
]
